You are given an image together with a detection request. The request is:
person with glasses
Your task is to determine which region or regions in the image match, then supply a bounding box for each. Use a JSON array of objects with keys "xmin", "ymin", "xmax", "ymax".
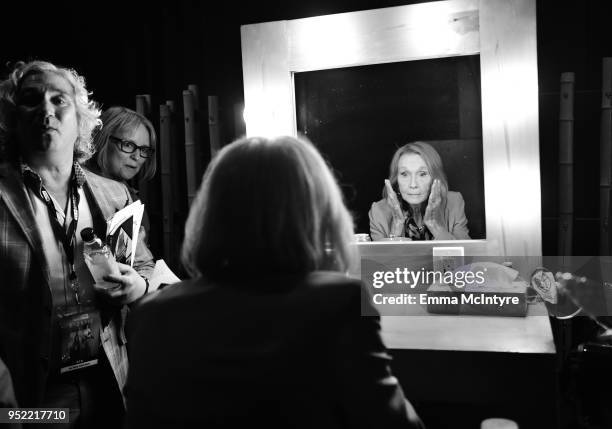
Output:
[{"xmin": 89, "ymin": 106, "xmax": 157, "ymax": 239}]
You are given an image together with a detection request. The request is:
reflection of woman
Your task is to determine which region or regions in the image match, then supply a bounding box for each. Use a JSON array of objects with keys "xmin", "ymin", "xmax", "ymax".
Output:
[
  {"xmin": 126, "ymin": 136, "xmax": 424, "ymax": 428},
  {"xmin": 88, "ymin": 107, "xmax": 156, "ymax": 236},
  {"xmin": 369, "ymin": 141, "xmax": 469, "ymax": 241}
]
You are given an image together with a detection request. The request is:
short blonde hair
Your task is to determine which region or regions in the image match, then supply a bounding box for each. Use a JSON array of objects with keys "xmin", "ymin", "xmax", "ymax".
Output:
[
  {"xmin": 0, "ymin": 60, "xmax": 101, "ymax": 162},
  {"xmin": 386, "ymin": 141, "xmax": 449, "ymax": 209},
  {"xmin": 181, "ymin": 135, "xmax": 356, "ymax": 280},
  {"xmin": 90, "ymin": 106, "xmax": 157, "ymax": 181}
]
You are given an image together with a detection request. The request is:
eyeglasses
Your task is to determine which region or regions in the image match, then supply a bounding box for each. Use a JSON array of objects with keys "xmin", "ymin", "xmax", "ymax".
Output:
[{"xmin": 109, "ymin": 135, "xmax": 155, "ymax": 159}]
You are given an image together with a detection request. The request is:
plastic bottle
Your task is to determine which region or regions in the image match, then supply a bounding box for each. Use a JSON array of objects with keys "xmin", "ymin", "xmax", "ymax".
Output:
[{"xmin": 81, "ymin": 227, "xmax": 120, "ymax": 290}]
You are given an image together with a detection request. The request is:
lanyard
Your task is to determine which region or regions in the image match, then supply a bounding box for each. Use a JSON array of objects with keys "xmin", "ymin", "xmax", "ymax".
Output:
[{"xmin": 41, "ymin": 180, "xmax": 81, "ymax": 303}]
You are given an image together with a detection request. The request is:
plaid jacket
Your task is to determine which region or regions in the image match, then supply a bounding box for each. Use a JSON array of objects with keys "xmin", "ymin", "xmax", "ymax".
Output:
[{"xmin": 0, "ymin": 161, "xmax": 155, "ymax": 407}]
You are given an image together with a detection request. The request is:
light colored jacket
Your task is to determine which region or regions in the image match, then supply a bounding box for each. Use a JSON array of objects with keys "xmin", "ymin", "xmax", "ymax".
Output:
[
  {"xmin": 369, "ymin": 191, "xmax": 470, "ymax": 241},
  {"xmin": 0, "ymin": 162, "xmax": 154, "ymax": 407}
]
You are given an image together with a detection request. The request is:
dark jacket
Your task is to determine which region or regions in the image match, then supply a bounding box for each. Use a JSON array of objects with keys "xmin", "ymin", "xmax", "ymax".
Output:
[{"xmin": 126, "ymin": 271, "xmax": 424, "ymax": 429}]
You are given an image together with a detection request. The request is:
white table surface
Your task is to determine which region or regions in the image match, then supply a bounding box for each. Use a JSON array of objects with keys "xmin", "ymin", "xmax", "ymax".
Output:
[{"xmin": 381, "ymin": 302, "xmax": 556, "ymax": 354}]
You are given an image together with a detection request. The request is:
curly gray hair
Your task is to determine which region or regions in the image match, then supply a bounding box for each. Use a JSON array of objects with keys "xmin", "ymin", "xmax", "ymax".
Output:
[{"xmin": 0, "ymin": 60, "xmax": 101, "ymax": 162}]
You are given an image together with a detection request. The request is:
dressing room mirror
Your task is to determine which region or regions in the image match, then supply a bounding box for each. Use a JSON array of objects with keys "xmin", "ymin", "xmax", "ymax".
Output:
[
  {"xmin": 294, "ymin": 54, "xmax": 485, "ymax": 238},
  {"xmin": 241, "ymin": 0, "xmax": 540, "ymax": 257}
]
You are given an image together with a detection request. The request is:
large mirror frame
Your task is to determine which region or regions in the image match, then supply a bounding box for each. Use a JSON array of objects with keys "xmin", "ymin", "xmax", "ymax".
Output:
[{"xmin": 241, "ymin": 0, "xmax": 541, "ymax": 259}]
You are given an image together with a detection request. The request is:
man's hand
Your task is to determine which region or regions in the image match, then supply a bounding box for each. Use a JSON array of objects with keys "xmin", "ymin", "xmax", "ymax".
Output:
[{"xmin": 100, "ymin": 262, "xmax": 147, "ymax": 305}]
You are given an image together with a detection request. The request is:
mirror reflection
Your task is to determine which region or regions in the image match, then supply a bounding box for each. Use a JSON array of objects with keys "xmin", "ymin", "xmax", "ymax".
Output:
[{"xmin": 295, "ymin": 54, "xmax": 485, "ymax": 240}]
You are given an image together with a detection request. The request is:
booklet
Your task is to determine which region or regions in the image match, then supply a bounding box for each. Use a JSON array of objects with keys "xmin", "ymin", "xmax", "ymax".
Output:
[
  {"xmin": 105, "ymin": 201, "xmax": 182, "ymax": 290},
  {"xmin": 106, "ymin": 200, "xmax": 145, "ymax": 268}
]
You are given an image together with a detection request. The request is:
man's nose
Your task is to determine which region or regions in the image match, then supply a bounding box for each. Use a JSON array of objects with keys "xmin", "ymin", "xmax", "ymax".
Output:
[{"xmin": 41, "ymin": 99, "xmax": 55, "ymax": 123}]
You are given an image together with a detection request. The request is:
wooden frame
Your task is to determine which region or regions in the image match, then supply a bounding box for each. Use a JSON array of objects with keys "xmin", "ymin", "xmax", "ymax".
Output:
[{"xmin": 241, "ymin": 0, "xmax": 541, "ymax": 259}]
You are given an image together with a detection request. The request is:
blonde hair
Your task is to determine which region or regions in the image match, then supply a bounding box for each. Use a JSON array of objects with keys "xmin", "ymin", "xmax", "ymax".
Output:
[
  {"xmin": 90, "ymin": 106, "xmax": 157, "ymax": 181},
  {"xmin": 386, "ymin": 141, "xmax": 448, "ymax": 212},
  {"xmin": 0, "ymin": 60, "xmax": 101, "ymax": 162},
  {"xmin": 181, "ymin": 135, "xmax": 356, "ymax": 281}
]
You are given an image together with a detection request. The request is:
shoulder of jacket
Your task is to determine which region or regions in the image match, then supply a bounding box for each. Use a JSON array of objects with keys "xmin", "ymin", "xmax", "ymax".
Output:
[
  {"xmin": 447, "ymin": 191, "xmax": 464, "ymax": 204},
  {"xmin": 83, "ymin": 168, "xmax": 131, "ymax": 202},
  {"xmin": 83, "ymin": 168, "xmax": 125, "ymax": 189},
  {"xmin": 370, "ymin": 198, "xmax": 391, "ymax": 215}
]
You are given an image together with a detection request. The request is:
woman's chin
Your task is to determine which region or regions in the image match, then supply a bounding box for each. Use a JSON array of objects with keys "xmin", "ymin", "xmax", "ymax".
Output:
[
  {"xmin": 120, "ymin": 173, "xmax": 137, "ymax": 181},
  {"xmin": 120, "ymin": 169, "xmax": 140, "ymax": 181},
  {"xmin": 402, "ymin": 196, "xmax": 426, "ymax": 205}
]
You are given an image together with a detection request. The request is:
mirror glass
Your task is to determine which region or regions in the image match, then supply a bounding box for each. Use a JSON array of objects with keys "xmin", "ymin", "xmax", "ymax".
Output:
[{"xmin": 295, "ymin": 54, "xmax": 485, "ymax": 239}]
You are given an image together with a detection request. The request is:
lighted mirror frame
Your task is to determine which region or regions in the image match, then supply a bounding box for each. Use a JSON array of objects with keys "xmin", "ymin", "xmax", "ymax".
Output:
[{"xmin": 241, "ymin": 0, "xmax": 541, "ymax": 258}]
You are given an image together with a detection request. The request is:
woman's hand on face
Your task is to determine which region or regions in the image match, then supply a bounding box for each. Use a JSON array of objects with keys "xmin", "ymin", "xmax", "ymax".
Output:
[
  {"xmin": 424, "ymin": 179, "xmax": 444, "ymax": 232},
  {"xmin": 384, "ymin": 179, "xmax": 405, "ymax": 221},
  {"xmin": 100, "ymin": 262, "xmax": 147, "ymax": 305}
]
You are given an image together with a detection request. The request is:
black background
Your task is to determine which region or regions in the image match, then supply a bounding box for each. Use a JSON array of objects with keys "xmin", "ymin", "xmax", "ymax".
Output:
[{"xmin": 1, "ymin": 0, "xmax": 611, "ymax": 255}]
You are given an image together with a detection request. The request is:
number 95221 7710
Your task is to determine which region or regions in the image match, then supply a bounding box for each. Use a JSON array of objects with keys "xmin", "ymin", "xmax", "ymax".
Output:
[{"xmin": 1, "ymin": 408, "xmax": 68, "ymax": 423}]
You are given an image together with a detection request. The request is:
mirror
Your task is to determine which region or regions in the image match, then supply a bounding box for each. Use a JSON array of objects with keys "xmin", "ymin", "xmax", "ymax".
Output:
[
  {"xmin": 294, "ymin": 54, "xmax": 485, "ymax": 239},
  {"xmin": 241, "ymin": 0, "xmax": 541, "ymax": 258}
]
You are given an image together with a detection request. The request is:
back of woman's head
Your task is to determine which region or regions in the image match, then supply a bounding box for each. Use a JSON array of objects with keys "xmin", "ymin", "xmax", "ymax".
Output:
[{"xmin": 182, "ymin": 135, "xmax": 355, "ymax": 280}]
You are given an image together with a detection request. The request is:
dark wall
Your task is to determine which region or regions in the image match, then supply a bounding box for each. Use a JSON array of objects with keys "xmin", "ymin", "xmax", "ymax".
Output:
[
  {"xmin": 2, "ymin": 0, "xmax": 611, "ymax": 255},
  {"xmin": 537, "ymin": 0, "xmax": 612, "ymax": 255}
]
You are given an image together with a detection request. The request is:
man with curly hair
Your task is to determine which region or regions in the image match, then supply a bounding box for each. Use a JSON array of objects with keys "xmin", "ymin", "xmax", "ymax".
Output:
[{"xmin": 0, "ymin": 61, "xmax": 155, "ymax": 428}]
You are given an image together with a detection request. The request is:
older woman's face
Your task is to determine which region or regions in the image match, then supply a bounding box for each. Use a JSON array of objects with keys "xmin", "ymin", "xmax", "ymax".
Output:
[
  {"xmin": 107, "ymin": 123, "xmax": 150, "ymax": 181},
  {"xmin": 396, "ymin": 153, "xmax": 433, "ymax": 205},
  {"xmin": 15, "ymin": 71, "xmax": 78, "ymax": 158}
]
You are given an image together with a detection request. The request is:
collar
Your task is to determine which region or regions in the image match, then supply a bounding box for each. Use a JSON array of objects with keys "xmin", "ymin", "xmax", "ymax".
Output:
[{"xmin": 20, "ymin": 161, "xmax": 87, "ymax": 198}]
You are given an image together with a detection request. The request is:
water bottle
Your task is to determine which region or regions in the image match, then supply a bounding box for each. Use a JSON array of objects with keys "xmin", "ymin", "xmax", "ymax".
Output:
[{"xmin": 81, "ymin": 227, "xmax": 120, "ymax": 290}]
